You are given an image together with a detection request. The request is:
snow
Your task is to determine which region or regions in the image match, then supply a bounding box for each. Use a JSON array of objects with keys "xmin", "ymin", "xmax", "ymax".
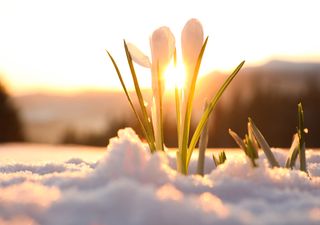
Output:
[{"xmin": 0, "ymin": 128, "xmax": 320, "ymax": 225}]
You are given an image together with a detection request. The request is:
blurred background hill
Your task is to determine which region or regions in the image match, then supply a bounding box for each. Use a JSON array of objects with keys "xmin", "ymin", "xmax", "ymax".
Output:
[
  {"xmin": 9, "ymin": 60, "xmax": 320, "ymax": 148},
  {"xmin": 0, "ymin": 83, "xmax": 25, "ymax": 142}
]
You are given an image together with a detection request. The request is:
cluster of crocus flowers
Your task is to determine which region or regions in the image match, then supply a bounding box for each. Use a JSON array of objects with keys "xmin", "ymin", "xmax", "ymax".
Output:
[{"xmin": 107, "ymin": 19, "xmax": 244, "ymax": 175}]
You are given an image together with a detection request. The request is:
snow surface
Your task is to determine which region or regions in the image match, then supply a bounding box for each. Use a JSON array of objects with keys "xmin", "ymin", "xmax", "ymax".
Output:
[{"xmin": 0, "ymin": 128, "xmax": 320, "ymax": 225}]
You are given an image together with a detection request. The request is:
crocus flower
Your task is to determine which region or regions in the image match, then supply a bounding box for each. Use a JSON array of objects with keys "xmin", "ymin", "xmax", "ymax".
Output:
[
  {"xmin": 127, "ymin": 26, "xmax": 175, "ymax": 150},
  {"xmin": 179, "ymin": 19, "xmax": 204, "ymax": 135},
  {"xmin": 127, "ymin": 26, "xmax": 175, "ymax": 95}
]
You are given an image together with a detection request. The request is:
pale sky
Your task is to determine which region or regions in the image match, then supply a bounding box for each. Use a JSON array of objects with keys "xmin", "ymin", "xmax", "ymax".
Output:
[{"xmin": 0, "ymin": 0, "xmax": 319, "ymax": 95}]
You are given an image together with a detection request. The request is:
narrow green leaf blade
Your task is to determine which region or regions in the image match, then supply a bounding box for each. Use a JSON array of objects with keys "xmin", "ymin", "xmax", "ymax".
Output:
[
  {"xmin": 123, "ymin": 41, "xmax": 156, "ymax": 151},
  {"xmin": 181, "ymin": 37, "xmax": 209, "ymax": 173},
  {"xmin": 187, "ymin": 60, "xmax": 245, "ymax": 166},
  {"xmin": 298, "ymin": 103, "xmax": 307, "ymax": 173},
  {"xmin": 248, "ymin": 121, "xmax": 259, "ymax": 158},
  {"xmin": 107, "ymin": 51, "xmax": 154, "ymax": 151},
  {"xmin": 213, "ymin": 151, "xmax": 227, "ymax": 167},
  {"xmin": 248, "ymin": 118, "xmax": 280, "ymax": 167},
  {"xmin": 213, "ymin": 154, "xmax": 219, "ymax": 167},
  {"xmin": 285, "ymin": 133, "xmax": 299, "ymax": 169},
  {"xmin": 229, "ymin": 129, "xmax": 246, "ymax": 152}
]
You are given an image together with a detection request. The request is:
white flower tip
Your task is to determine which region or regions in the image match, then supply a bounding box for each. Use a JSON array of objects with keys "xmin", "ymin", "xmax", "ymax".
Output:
[
  {"xmin": 185, "ymin": 18, "xmax": 203, "ymax": 29},
  {"xmin": 182, "ymin": 19, "xmax": 204, "ymax": 40},
  {"xmin": 181, "ymin": 18, "xmax": 204, "ymax": 74},
  {"xmin": 126, "ymin": 42, "xmax": 151, "ymax": 68},
  {"xmin": 150, "ymin": 26, "xmax": 176, "ymax": 68},
  {"xmin": 151, "ymin": 26, "xmax": 175, "ymax": 47}
]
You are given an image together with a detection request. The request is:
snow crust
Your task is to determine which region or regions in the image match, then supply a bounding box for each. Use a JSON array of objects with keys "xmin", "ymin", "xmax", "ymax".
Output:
[{"xmin": 0, "ymin": 128, "xmax": 319, "ymax": 225}]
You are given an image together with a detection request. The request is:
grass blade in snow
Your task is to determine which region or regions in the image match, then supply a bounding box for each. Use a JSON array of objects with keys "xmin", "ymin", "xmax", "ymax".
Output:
[
  {"xmin": 229, "ymin": 128, "xmax": 258, "ymax": 167},
  {"xmin": 285, "ymin": 133, "xmax": 299, "ymax": 169},
  {"xmin": 213, "ymin": 151, "xmax": 227, "ymax": 167},
  {"xmin": 244, "ymin": 134, "xmax": 259, "ymax": 167},
  {"xmin": 248, "ymin": 118, "xmax": 280, "ymax": 167},
  {"xmin": 248, "ymin": 121, "xmax": 259, "ymax": 157},
  {"xmin": 229, "ymin": 129, "xmax": 246, "ymax": 151},
  {"xmin": 297, "ymin": 103, "xmax": 307, "ymax": 173}
]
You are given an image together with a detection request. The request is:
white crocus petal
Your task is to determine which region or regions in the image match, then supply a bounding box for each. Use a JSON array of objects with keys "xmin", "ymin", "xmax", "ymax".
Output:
[
  {"xmin": 127, "ymin": 43, "xmax": 151, "ymax": 68},
  {"xmin": 150, "ymin": 26, "xmax": 176, "ymax": 94},
  {"xmin": 181, "ymin": 18, "xmax": 204, "ymax": 82},
  {"xmin": 150, "ymin": 26, "xmax": 175, "ymax": 72}
]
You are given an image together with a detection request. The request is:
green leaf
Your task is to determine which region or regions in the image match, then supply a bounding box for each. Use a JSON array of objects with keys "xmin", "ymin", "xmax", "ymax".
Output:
[
  {"xmin": 213, "ymin": 151, "xmax": 227, "ymax": 167},
  {"xmin": 229, "ymin": 129, "xmax": 246, "ymax": 152},
  {"xmin": 213, "ymin": 154, "xmax": 219, "ymax": 167},
  {"xmin": 229, "ymin": 128, "xmax": 257, "ymax": 167},
  {"xmin": 180, "ymin": 37, "xmax": 209, "ymax": 174},
  {"xmin": 285, "ymin": 133, "xmax": 299, "ymax": 169},
  {"xmin": 248, "ymin": 118, "xmax": 280, "ymax": 167},
  {"xmin": 297, "ymin": 103, "xmax": 307, "ymax": 173},
  {"xmin": 220, "ymin": 151, "xmax": 227, "ymax": 162},
  {"xmin": 123, "ymin": 41, "xmax": 156, "ymax": 152},
  {"xmin": 245, "ymin": 134, "xmax": 259, "ymax": 167},
  {"xmin": 248, "ymin": 121, "xmax": 259, "ymax": 158},
  {"xmin": 107, "ymin": 51, "xmax": 155, "ymax": 151},
  {"xmin": 186, "ymin": 60, "xmax": 245, "ymax": 166}
]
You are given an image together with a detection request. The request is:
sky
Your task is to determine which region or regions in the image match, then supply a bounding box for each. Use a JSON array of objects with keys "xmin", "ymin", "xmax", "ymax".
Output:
[{"xmin": 0, "ymin": 0, "xmax": 319, "ymax": 95}]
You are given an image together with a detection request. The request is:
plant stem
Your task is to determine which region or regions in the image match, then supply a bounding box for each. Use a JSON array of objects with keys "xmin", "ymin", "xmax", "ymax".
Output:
[{"xmin": 197, "ymin": 101, "xmax": 209, "ymax": 176}]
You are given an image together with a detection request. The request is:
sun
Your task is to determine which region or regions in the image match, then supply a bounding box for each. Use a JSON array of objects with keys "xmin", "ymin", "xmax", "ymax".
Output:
[{"xmin": 163, "ymin": 60, "xmax": 186, "ymax": 91}]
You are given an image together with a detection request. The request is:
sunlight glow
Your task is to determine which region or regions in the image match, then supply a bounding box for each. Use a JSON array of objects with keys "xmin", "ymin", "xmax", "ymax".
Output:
[
  {"xmin": 164, "ymin": 60, "xmax": 186, "ymax": 91},
  {"xmin": 0, "ymin": 0, "xmax": 320, "ymax": 94}
]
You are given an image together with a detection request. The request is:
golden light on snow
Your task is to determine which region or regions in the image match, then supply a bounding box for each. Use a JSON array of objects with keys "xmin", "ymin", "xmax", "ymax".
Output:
[
  {"xmin": 156, "ymin": 184, "xmax": 183, "ymax": 201},
  {"xmin": 0, "ymin": 182, "xmax": 60, "ymax": 208},
  {"xmin": 0, "ymin": 216, "xmax": 38, "ymax": 225},
  {"xmin": 309, "ymin": 207, "xmax": 320, "ymax": 221},
  {"xmin": 198, "ymin": 192, "xmax": 229, "ymax": 218}
]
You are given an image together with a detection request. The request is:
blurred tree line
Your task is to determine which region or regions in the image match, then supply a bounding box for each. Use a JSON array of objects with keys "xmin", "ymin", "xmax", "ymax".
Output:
[
  {"xmin": 61, "ymin": 115, "xmax": 185, "ymax": 147},
  {"xmin": 61, "ymin": 61, "xmax": 320, "ymax": 148},
  {"xmin": 60, "ymin": 81, "xmax": 320, "ymax": 148},
  {"xmin": 210, "ymin": 77, "xmax": 320, "ymax": 147},
  {"xmin": 0, "ymin": 82, "xmax": 25, "ymax": 142}
]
